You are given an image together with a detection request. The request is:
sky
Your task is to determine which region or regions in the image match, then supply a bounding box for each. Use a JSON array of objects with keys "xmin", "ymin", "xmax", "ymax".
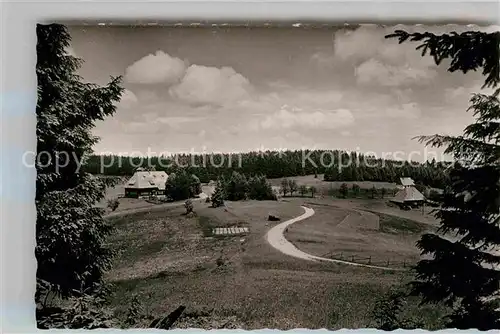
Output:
[{"xmin": 67, "ymin": 24, "xmax": 498, "ymax": 161}]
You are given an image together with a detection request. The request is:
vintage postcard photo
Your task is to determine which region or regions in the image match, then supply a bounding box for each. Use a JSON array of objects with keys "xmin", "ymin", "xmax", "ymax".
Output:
[{"xmin": 34, "ymin": 23, "xmax": 499, "ymax": 330}]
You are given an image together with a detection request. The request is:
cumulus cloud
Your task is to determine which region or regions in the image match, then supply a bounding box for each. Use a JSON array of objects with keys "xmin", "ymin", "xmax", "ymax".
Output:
[
  {"xmin": 169, "ymin": 65, "xmax": 252, "ymax": 106},
  {"xmin": 124, "ymin": 50, "xmax": 187, "ymax": 85},
  {"xmin": 445, "ymin": 81, "xmax": 497, "ymax": 102},
  {"xmin": 355, "ymin": 59, "xmax": 436, "ymax": 87},
  {"xmin": 258, "ymin": 105, "xmax": 355, "ymax": 131},
  {"xmin": 156, "ymin": 116, "xmax": 205, "ymax": 129},
  {"xmin": 328, "ymin": 25, "xmax": 437, "ymax": 86},
  {"xmin": 385, "ymin": 102, "xmax": 422, "ymax": 119},
  {"xmin": 117, "ymin": 89, "xmax": 138, "ymax": 108},
  {"xmin": 122, "ymin": 115, "xmax": 205, "ymax": 134},
  {"xmin": 310, "ymin": 52, "xmax": 336, "ymax": 67}
]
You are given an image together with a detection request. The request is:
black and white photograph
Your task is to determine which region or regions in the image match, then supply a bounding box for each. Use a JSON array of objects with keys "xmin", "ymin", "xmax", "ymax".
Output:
[{"xmin": 33, "ymin": 22, "xmax": 499, "ymax": 330}]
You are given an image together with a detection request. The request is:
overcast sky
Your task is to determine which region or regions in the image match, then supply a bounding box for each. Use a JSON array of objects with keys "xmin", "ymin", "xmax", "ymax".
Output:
[{"xmin": 67, "ymin": 24, "xmax": 498, "ymax": 161}]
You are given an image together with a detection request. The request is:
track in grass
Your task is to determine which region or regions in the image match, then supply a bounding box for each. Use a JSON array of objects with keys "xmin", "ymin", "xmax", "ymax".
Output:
[{"xmin": 266, "ymin": 205, "xmax": 406, "ymax": 271}]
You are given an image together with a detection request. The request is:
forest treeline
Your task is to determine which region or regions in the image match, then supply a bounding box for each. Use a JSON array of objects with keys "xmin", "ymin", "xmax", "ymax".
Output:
[{"xmin": 83, "ymin": 150, "xmax": 451, "ymax": 188}]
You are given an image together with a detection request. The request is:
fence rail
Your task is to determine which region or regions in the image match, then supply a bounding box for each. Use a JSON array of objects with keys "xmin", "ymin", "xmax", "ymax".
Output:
[{"xmin": 321, "ymin": 252, "xmax": 412, "ymax": 269}]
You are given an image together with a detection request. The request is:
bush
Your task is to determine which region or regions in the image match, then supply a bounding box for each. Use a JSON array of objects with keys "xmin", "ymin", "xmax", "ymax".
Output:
[
  {"xmin": 225, "ymin": 171, "xmax": 248, "ymax": 201},
  {"xmin": 247, "ymin": 175, "xmax": 276, "ymax": 200},
  {"xmin": 190, "ymin": 174, "xmax": 202, "ymax": 196},
  {"xmin": 37, "ymin": 291, "xmax": 116, "ymax": 329},
  {"xmin": 184, "ymin": 199, "xmax": 194, "ymax": 215},
  {"xmin": 428, "ymin": 189, "xmax": 443, "ymax": 202},
  {"xmin": 288, "ymin": 179, "xmax": 298, "ymax": 196},
  {"xmin": 371, "ymin": 287, "xmax": 447, "ymax": 330},
  {"xmin": 125, "ymin": 295, "xmax": 143, "ymax": 327},
  {"xmin": 339, "ymin": 183, "xmax": 349, "ymax": 198},
  {"xmin": 351, "ymin": 184, "xmax": 361, "ymax": 197},
  {"xmin": 280, "ymin": 178, "xmax": 289, "ymax": 196},
  {"xmin": 299, "ymin": 185, "xmax": 308, "ymax": 197},
  {"xmin": 165, "ymin": 171, "xmax": 201, "ymax": 201},
  {"xmin": 107, "ymin": 198, "xmax": 119, "ymax": 211}
]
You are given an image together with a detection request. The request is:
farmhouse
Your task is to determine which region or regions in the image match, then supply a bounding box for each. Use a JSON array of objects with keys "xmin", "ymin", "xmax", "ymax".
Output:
[
  {"xmin": 124, "ymin": 169, "xmax": 168, "ymax": 198},
  {"xmin": 391, "ymin": 177, "xmax": 425, "ymax": 208}
]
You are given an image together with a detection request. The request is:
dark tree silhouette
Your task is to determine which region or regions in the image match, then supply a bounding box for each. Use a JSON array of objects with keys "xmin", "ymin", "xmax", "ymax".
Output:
[
  {"xmin": 35, "ymin": 24, "xmax": 123, "ymax": 304},
  {"xmin": 83, "ymin": 150, "xmax": 451, "ymax": 190},
  {"xmin": 339, "ymin": 183, "xmax": 349, "ymax": 198},
  {"xmin": 387, "ymin": 29, "xmax": 500, "ymax": 329}
]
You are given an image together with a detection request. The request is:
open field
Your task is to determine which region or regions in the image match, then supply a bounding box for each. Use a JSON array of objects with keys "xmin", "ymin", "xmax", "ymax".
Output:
[
  {"xmin": 97, "ymin": 181, "xmax": 215, "ymax": 215},
  {"xmin": 104, "ymin": 195, "xmax": 445, "ymax": 329},
  {"xmin": 283, "ymin": 200, "xmax": 433, "ymax": 268},
  {"xmin": 268, "ymin": 174, "xmax": 399, "ymax": 196}
]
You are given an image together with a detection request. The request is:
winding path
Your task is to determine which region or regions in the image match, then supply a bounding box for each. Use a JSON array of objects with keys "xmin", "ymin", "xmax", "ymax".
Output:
[{"xmin": 265, "ymin": 205, "xmax": 406, "ymax": 271}]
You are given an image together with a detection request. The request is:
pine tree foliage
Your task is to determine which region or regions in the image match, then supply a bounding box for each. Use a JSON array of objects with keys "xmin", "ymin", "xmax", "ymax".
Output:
[
  {"xmin": 225, "ymin": 171, "xmax": 248, "ymax": 201},
  {"xmin": 387, "ymin": 29, "xmax": 500, "ymax": 329},
  {"xmin": 211, "ymin": 178, "xmax": 226, "ymax": 208},
  {"xmin": 36, "ymin": 24, "xmax": 124, "ymax": 301},
  {"xmin": 386, "ymin": 30, "xmax": 499, "ymax": 88},
  {"xmin": 83, "ymin": 150, "xmax": 451, "ymax": 189}
]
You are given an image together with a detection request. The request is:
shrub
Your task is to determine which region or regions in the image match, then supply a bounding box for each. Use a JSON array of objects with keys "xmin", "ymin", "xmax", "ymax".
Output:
[
  {"xmin": 351, "ymin": 184, "xmax": 361, "ymax": 197},
  {"xmin": 125, "ymin": 295, "xmax": 143, "ymax": 327},
  {"xmin": 107, "ymin": 198, "xmax": 119, "ymax": 211},
  {"xmin": 288, "ymin": 179, "xmax": 298, "ymax": 196},
  {"xmin": 225, "ymin": 171, "xmax": 248, "ymax": 201},
  {"xmin": 299, "ymin": 185, "xmax": 308, "ymax": 197},
  {"xmin": 428, "ymin": 189, "xmax": 443, "ymax": 202},
  {"xmin": 184, "ymin": 199, "xmax": 194, "ymax": 214},
  {"xmin": 339, "ymin": 183, "xmax": 349, "ymax": 198},
  {"xmin": 280, "ymin": 178, "xmax": 289, "ymax": 196},
  {"xmin": 165, "ymin": 171, "xmax": 201, "ymax": 201},
  {"xmin": 247, "ymin": 175, "xmax": 275, "ymax": 200}
]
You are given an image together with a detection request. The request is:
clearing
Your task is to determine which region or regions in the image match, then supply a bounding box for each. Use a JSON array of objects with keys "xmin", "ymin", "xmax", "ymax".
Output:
[{"xmin": 105, "ymin": 190, "xmax": 443, "ymax": 329}]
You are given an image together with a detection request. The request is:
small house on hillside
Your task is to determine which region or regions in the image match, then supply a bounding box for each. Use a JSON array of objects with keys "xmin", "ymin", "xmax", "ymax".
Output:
[
  {"xmin": 124, "ymin": 170, "xmax": 168, "ymax": 198},
  {"xmin": 391, "ymin": 177, "xmax": 425, "ymax": 208}
]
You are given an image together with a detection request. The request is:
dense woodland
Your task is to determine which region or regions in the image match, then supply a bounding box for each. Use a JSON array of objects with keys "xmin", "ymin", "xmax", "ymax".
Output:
[{"xmin": 83, "ymin": 150, "xmax": 451, "ymax": 188}]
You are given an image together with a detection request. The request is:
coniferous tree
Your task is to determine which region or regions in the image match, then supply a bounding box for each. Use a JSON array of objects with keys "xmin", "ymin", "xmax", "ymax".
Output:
[
  {"xmin": 387, "ymin": 29, "xmax": 500, "ymax": 329},
  {"xmin": 310, "ymin": 186, "xmax": 317, "ymax": 198},
  {"xmin": 288, "ymin": 179, "xmax": 298, "ymax": 196},
  {"xmin": 225, "ymin": 171, "xmax": 248, "ymax": 201},
  {"xmin": 352, "ymin": 184, "xmax": 361, "ymax": 197},
  {"xmin": 339, "ymin": 183, "xmax": 349, "ymax": 198},
  {"xmin": 247, "ymin": 175, "xmax": 275, "ymax": 200},
  {"xmin": 35, "ymin": 24, "xmax": 123, "ymax": 304},
  {"xmin": 281, "ymin": 178, "xmax": 290, "ymax": 196},
  {"xmin": 211, "ymin": 178, "xmax": 226, "ymax": 208},
  {"xmin": 299, "ymin": 185, "xmax": 308, "ymax": 197}
]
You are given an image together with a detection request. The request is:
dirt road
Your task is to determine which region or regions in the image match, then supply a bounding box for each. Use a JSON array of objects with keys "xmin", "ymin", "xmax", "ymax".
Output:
[{"xmin": 266, "ymin": 205, "xmax": 405, "ymax": 271}]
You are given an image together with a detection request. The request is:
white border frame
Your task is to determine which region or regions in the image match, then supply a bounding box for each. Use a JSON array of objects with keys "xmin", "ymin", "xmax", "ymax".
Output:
[{"xmin": 1, "ymin": 1, "xmax": 499, "ymax": 333}]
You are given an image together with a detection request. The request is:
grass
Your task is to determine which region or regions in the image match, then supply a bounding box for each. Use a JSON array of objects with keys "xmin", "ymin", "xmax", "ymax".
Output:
[
  {"xmin": 377, "ymin": 213, "xmax": 429, "ymax": 235},
  {"xmin": 284, "ymin": 202, "xmax": 423, "ymax": 267},
  {"xmin": 197, "ymin": 216, "xmax": 214, "ymax": 237},
  {"xmin": 104, "ymin": 198, "xmax": 446, "ymax": 329},
  {"xmin": 109, "ymin": 263, "xmax": 411, "ymax": 329}
]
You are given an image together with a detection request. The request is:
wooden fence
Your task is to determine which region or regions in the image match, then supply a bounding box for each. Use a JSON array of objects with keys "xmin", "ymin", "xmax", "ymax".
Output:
[{"xmin": 321, "ymin": 252, "xmax": 412, "ymax": 269}]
